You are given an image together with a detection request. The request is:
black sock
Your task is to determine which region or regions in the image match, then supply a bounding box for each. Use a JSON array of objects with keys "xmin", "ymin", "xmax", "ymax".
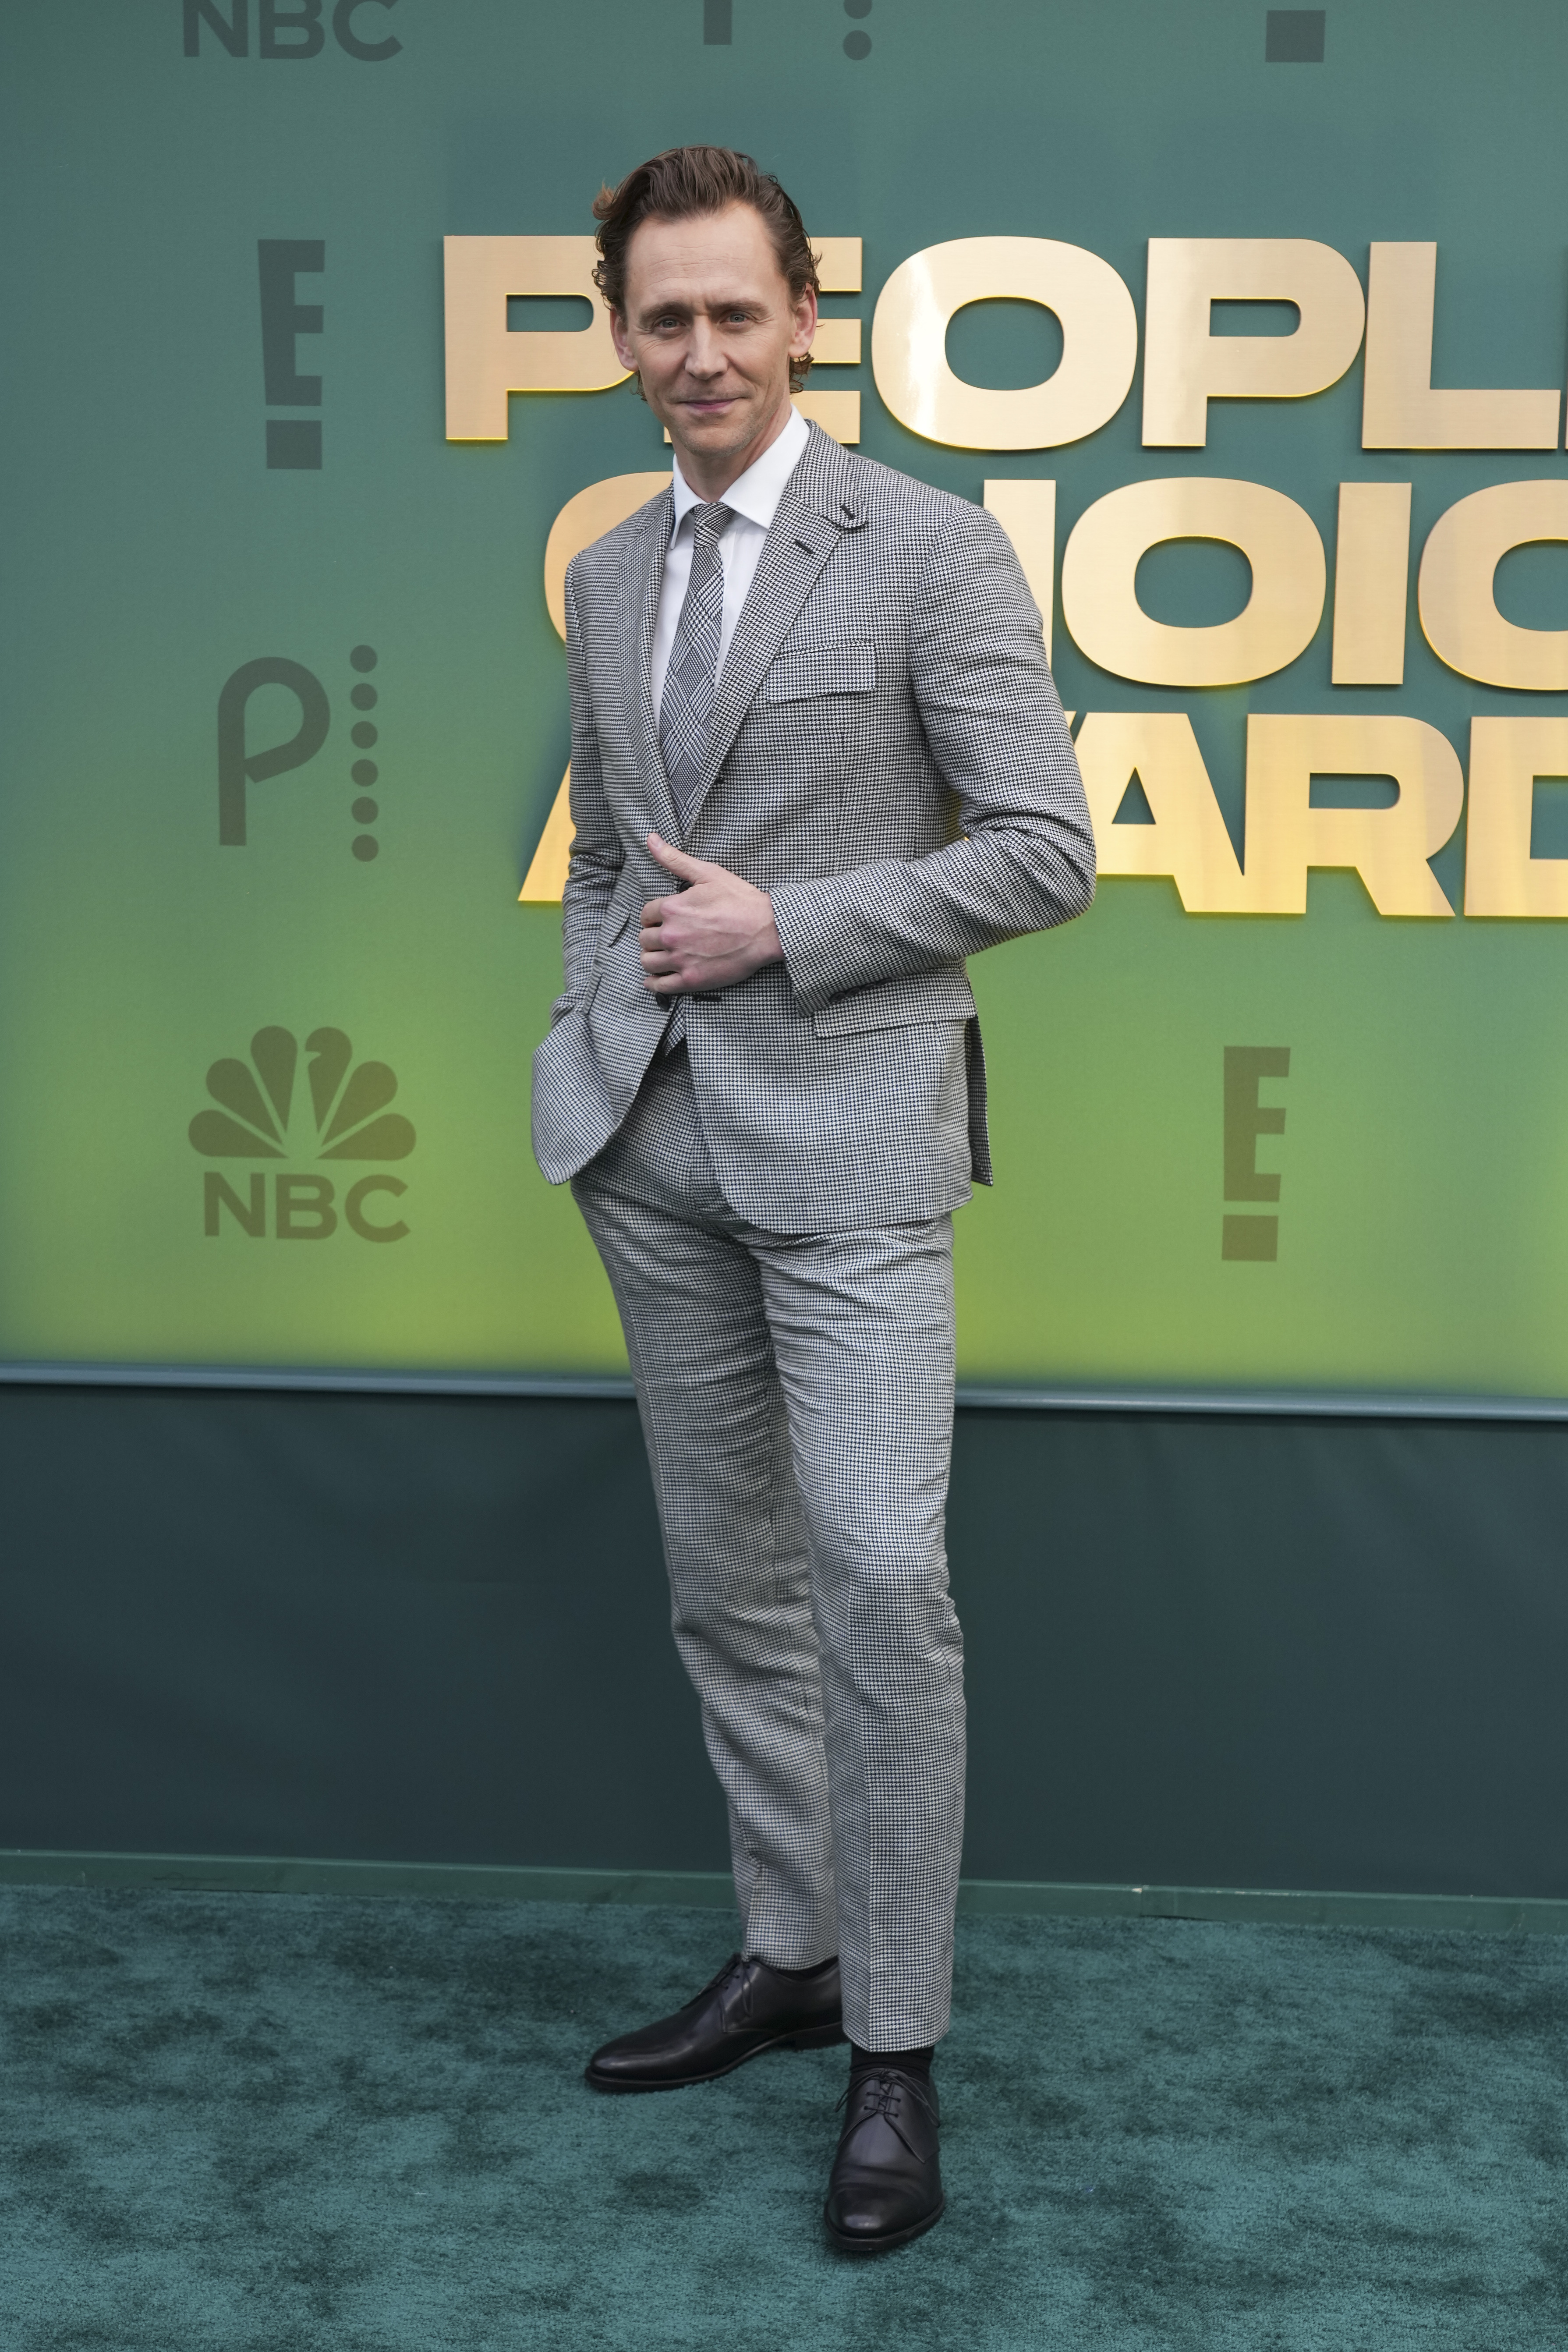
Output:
[
  {"xmin": 764, "ymin": 1955, "xmax": 835, "ymax": 1979},
  {"xmin": 849, "ymin": 2042, "xmax": 934, "ymax": 2077}
]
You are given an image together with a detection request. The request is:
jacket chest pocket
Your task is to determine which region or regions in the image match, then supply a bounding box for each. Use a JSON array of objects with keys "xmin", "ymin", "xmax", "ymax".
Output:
[
  {"xmin": 753, "ymin": 639, "xmax": 877, "ymax": 806},
  {"xmin": 760, "ymin": 641, "xmax": 878, "ymax": 704}
]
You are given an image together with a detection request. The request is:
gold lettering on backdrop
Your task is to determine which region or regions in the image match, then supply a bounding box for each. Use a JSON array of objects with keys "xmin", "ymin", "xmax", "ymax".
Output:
[
  {"xmin": 540, "ymin": 473, "xmax": 671, "ymax": 638},
  {"xmin": 982, "ymin": 481, "xmax": 1056, "ymax": 660},
  {"xmin": 1061, "ymin": 478, "xmax": 1325, "ymax": 687},
  {"xmin": 518, "ymin": 781, "xmax": 578, "ymax": 907},
  {"xmin": 1074, "ymin": 712, "xmax": 1251, "ymax": 911},
  {"xmin": 1362, "ymin": 244, "xmax": 1561, "ymax": 450},
  {"xmin": 520, "ymin": 471, "xmax": 671, "ymax": 903},
  {"xmin": 805, "ymin": 237, "xmax": 861, "ymax": 365},
  {"xmin": 1463, "ymin": 718, "xmax": 1568, "ymax": 917},
  {"xmin": 1331, "ymin": 483, "xmax": 1412, "ymax": 684},
  {"xmin": 444, "ymin": 237, "xmax": 628, "ymax": 441},
  {"xmin": 796, "ymin": 236, "xmax": 863, "ymax": 444},
  {"xmin": 1417, "ymin": 481, "xmax": 1568, "ymax": 689},
  {"xmin": 788, "ymin": 391, "xmax": 861, "ymax": 441},
  {"xmin": 476, "ymin": 225, "xmax": 1568, "ymax": 921},
  {"xmin": 1242, "ymin": 715, "xmax": 1463, "ymax": 915},
  {"xmin": 808, "ymin": 322, "xmax": 862, "ymax": 364},
  {"xmin": 1141, "ymin": 239, "xmax": 1365, "ymax": 447},
  {"xmin": 870, "ymin": 237, "xmax": 1137, "ymax": 450}
]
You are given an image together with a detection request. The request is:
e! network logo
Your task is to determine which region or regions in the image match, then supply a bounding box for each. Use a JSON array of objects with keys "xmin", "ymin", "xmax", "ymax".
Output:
[{"xmin": 189, "ymin": 1026, "xmax": 414, "ymax": 1242}]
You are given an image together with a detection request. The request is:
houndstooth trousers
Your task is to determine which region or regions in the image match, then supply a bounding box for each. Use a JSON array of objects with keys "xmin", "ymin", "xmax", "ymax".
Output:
[{"xmin": 573, "ymin": 1042, "xmax": 966, "ymax": 2052}]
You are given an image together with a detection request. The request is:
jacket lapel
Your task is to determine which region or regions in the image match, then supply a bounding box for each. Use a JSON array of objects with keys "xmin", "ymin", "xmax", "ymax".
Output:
[
  {"xmin": 678, "ymin": 423, "xmax": 867, "ymax": 839},
  {"xmin": 618, "ymin": 485, "xmax": 680, "ymax": 844}
]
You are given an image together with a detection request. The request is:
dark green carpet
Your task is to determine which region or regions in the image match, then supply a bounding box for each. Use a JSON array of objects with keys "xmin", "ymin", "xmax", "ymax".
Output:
[{"xmin": 1, "ymin": 1888, "xmax": 1564, "ymax": 2348}]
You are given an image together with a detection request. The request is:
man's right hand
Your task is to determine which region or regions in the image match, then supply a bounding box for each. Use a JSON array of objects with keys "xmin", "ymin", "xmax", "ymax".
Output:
[{"xmin": 639, "ymin": 832, "xmax": 784, "ymax": 993}]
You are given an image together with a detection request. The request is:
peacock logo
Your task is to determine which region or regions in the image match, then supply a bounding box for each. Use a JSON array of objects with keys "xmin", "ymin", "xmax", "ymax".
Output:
[{"xmin": 189, "ymin": 1027, "xmax": 414, "ymax": 1242}]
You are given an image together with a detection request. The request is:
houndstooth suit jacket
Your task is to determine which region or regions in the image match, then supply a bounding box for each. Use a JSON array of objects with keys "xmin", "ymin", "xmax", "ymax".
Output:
[{"xmin": 531, "ymin": 422, "xmax": 1095, "ymax": 1233}]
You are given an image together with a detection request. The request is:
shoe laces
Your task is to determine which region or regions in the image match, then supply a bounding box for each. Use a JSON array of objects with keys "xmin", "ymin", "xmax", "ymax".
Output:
[
  {"xmin": 836, "ymin": 2065, "xmax": 934, "ymax": 2147},
  {"xmin": 695, "ymin": 1954, "xmax": 747, "ymax": 2001}
]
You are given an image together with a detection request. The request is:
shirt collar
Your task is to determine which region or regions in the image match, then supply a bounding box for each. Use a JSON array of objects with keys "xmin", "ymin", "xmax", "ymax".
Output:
[{"xmin": 670, "ymin": 403, "xmax": 810, "ymax": 536}]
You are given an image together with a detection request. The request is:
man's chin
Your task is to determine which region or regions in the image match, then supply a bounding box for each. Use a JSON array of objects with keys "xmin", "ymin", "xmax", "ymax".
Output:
[{"xmin": 664, "ymin": 402, "xmax": 775, "ymax": 458}]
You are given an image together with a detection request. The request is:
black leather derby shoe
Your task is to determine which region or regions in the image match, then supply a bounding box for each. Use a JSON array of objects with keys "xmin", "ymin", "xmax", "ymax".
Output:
[
  {"xmin": 585, "ymin": 1952, "xmax": 843, "ymax": 2092},
  {"xmin": 823, "ymin": 2064, "xmax": 944, "ymax": 2253}
]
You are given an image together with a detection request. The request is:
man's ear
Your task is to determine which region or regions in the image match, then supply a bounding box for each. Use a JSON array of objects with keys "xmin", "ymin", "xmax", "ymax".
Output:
[
  {"xmin": 790, "ymin": 285, "xmax": 819, "ymax": 360},
  {"xmin": 609, "ymin": 308, "xmax": 636, "ymax": 372}
]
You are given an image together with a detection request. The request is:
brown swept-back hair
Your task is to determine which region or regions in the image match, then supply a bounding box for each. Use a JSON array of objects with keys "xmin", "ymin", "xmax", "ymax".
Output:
[{"xmin": 592, "ymin": 146, "xmax": 820, "ymax": 393}]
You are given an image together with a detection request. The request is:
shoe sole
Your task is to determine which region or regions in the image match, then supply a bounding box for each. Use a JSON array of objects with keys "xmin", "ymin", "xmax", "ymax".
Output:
[
  {"xmin": 823, "ymin": 2195, "xmax": 946, "ymax": 2256},
  {"xmin": 584, "ymin": 2020, "xmax": 846, "ymax": 2093}
]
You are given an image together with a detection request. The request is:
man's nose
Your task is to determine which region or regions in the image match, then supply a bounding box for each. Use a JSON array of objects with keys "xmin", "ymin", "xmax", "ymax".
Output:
[{"xmin": 684, "ymin": 321, "xmax": 726, "ymax": 376}]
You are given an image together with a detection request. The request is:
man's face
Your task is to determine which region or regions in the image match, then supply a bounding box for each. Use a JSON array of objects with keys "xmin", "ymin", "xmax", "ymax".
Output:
[{"xmin": 611, "ymin": 202, "xmax": 817, "ymax": 478}]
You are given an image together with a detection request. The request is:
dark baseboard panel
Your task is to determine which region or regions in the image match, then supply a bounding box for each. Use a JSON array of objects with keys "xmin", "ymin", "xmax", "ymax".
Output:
[{"xmin": 3, "ymin": 1849, "xmax": 1566, "ymax": 1934}]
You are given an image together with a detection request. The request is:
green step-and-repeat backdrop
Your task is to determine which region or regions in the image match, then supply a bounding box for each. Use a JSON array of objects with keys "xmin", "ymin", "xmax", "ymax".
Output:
[{"xmin": 5, "ymin": 0, "xmax": 1568, "ymax": 1397}]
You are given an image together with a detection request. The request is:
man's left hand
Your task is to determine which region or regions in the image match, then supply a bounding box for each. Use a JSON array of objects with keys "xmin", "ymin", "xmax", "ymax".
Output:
[{"xmin": 640, "ymin": 833, "xmax": 783, "ymax": 993}]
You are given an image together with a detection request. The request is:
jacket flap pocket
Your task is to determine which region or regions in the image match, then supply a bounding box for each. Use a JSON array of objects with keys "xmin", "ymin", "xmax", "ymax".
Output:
[
  {"xmin": 813, "ymin": 969, "xmax": 976, "ymax": 1036},
  {"xmin": 761, "ymin": 641, "xmax": 877, "ymax": 702},
  {"xmin": 595, "ymin": 901, "xmax": 635, "ymax": 960}
]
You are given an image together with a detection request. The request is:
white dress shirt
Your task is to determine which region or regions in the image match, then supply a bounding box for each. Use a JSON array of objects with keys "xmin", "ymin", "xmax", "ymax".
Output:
[{"xmin": 650, "ymin": 403, "xmax": 810, "ymax": 722}]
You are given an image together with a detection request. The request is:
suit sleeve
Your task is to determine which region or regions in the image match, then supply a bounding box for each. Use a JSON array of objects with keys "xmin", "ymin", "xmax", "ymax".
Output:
[
  {"xmin": 768, "ymin": 501, "xmax": 1095, "ymax": 1013},
  {"xmin": 555, "ymin": 559, "xmax": 624, "ymax": 1016}
]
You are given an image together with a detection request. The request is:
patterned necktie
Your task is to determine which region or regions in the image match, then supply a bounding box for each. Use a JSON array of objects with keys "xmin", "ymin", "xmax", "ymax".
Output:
[{"xmin": 658, "ymin": 501, "xmax": 731, "ymax": 822}]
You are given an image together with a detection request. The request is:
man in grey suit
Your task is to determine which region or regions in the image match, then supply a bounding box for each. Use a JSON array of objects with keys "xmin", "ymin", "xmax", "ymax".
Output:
[{"xmin": 531, "ymin": 146, "xmax": 1094, "ymax": 2252}]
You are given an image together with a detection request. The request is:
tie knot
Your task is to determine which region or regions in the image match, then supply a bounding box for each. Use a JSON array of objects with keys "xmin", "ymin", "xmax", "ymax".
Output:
[{"xmin": 690, "ymin": 502, "xmax": 730, "ymax": 547}]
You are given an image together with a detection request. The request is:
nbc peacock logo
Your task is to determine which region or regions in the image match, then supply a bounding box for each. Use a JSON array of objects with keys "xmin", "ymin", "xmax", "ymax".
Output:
[{"xmin": 189, "ymin": 1026, "xmax": 414, "ymax": 1243}]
